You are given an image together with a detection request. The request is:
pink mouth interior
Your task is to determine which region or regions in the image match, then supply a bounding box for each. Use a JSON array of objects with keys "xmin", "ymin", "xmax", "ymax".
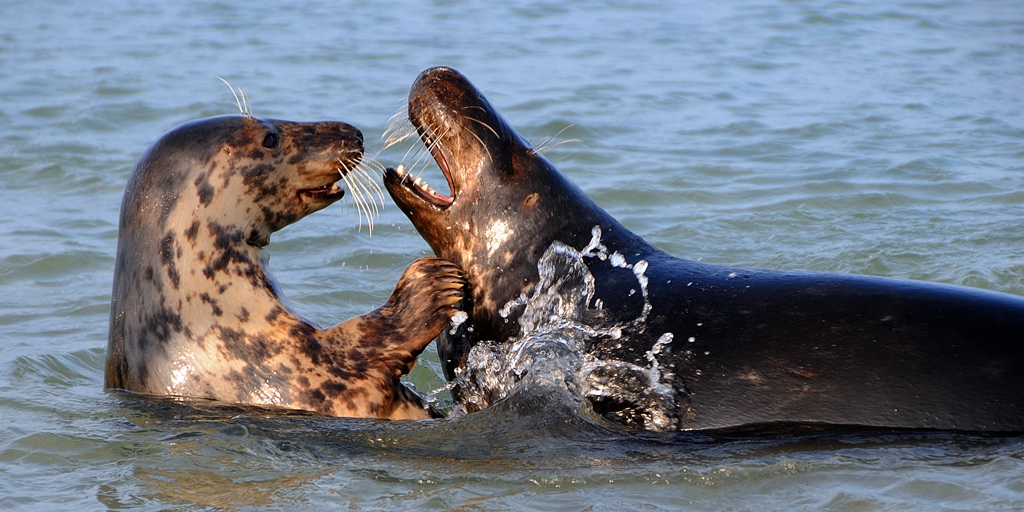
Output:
[{"xmin": 395, "ymin": 141, "xmax": 455, "ymax": 207}]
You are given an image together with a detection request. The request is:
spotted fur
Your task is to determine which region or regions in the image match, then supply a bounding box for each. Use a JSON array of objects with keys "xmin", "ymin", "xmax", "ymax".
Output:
[{"xmin": 106, "ymin": 115, "xmax": 465, "ymax": 419}]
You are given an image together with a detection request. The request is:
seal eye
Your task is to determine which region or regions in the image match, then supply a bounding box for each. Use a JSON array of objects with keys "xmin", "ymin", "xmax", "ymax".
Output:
[{"xmin": 262, "ymin": 133, "xmax": 279, "ymax": 149}]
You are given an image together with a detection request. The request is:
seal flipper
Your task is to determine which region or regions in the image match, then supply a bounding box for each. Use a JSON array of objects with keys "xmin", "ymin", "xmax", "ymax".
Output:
[
  {"xmin": 372, "ymin": 257, "xmax": 466, "ymax": 374},
  {"xmin": 318, "ymin": 257, "xmax": 465, "ymax": 419}
]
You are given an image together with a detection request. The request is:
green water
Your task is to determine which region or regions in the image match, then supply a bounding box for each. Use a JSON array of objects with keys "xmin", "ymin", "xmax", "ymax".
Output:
[{"xmin": 2, "ymin": 0, "xmax": 1023, "ymax": 509}]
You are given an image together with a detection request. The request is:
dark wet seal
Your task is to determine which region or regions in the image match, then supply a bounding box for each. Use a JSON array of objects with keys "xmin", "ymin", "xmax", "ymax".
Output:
[
  {"xmin": 384, "ymin": 67, "xmax": 1024, "ymax": 431},
  {"xmin": 106, "ymin": 114, "xmax": 465, "ymax": 420}
]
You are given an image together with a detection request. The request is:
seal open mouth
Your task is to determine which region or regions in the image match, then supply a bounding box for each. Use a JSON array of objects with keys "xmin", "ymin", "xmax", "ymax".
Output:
[
  {"xmin": 385, "ymin": 117, "xmax": 457, "ymax": 210},
  {"xmin": 300, "ymin": 154, "xmax": 363, "ymax": 204},
  {"xmin": 388, "ymin": 162, "xmax": 454, "ymax": 208},
  {"xmin": 293, "ymin": 122, "xmax": 364, "ymax": 207},
  {"xmin": 384, "ymin": 67, "xmax": 510, "ymax": 213},
  {"xmin": 384, "ymin": 65, "xmax": 534, "ymax": 260},
  {"xmin": 299, "ymin": 180, "xmax": 345, "ymax": 202}
]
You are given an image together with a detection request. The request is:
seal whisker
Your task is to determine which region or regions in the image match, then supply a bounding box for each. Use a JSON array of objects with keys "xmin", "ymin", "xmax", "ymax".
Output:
[
  {"xmin": 459, "ymin": 118, "xmax": 493, "ymax": 163},
  {"xmin": 410, "ymin": 153, "xmax": 435, "ymax": 181},
  {"xmin": 241, "ymin": 90, "xmax": 252, "ymax": 118},
  {"xmin": 386, "ymin": 104, "xmax": 408, "ymax": 125},
  {"xmin": 386, "ymin": 102, "xmax": 410, "ymax": 127},
  {"xmin": 341, "ymin": 172, "xmax": 373, "ymax": 233},
  {"xmin": 401, "ymin": 121, "xmax": 440, "ymax": 165},
  {"xmin": 384, "ymin": 125, "xmax": 419, "ymax": 151},
  {"xmin": 404, "ymin": 140, "xmax": 433, "ymax": 173},
  {"xmin": 415, "ymin": 124, "xmax": 453, "ymax": 179},
  {"xmin": 395, "ymin": 120, "xmax": 449, "ymax": 182},
  {"xmin": 338, "ymin": 158, "xmax": 384, "ymax": 234},
  {"xmin": 351, "ymin": 160, "xmax": 386, "ymax": 214},
  {"xmin": 533, "ymin": 124, "xmax": 580, "ymax": 154},
  {"xmin": 462, "ymin": 113, "xmax": 500, "ymax": 140},
  {"xmin": 383, "ymin": 120, "xmax": 417, "ymax": 150},
  {"xmin": 345, "ymin": 174, "xmax": 376, "ymax": 233},
  {"xmin": 383, "ymin": 115, "xmax": 457, "ymax": 201},
  {"xmin": 364, "ymin": 135, "xmax": 392, "ymax": 164},
  {"xmin": 217, "ymin": 77, "xmax": 253, "ymax": 118},
  {"xmin": 534, "ymin": 138, "xmax": 581, "ymax": 153},
  {"xmin": 383, "ymin": 104, "xmax": 418, "ymax": 150},
  {"xmin": 356, "ymin": 160, "xmax": 387, "ymax": 206}
]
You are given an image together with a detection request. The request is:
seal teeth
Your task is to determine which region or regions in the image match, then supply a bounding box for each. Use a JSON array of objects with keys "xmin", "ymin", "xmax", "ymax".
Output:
[
  {"xmin": 412, "ymin": 176, "xmax": 432, "ymax": 191},
  {"xmin": 396, "ymin": 164, "xmax": 406, "ymax": 176}
]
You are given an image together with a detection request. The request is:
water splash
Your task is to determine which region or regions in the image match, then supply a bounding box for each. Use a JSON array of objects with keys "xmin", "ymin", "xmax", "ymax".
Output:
[
  {"xmin": 448, "ymin": 310, "xmax": 468, "ymax": 335},
  {"xmin": 453, "ymin": 226, "xmax": 678, "ymax": 430}
]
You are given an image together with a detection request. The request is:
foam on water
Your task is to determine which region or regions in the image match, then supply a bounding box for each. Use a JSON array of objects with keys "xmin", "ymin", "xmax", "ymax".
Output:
[{"xmin": 453, "ymin": 226, "xmax": 678, "ymax": 430}]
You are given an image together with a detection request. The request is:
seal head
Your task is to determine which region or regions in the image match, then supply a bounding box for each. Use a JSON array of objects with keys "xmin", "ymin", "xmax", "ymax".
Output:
[{"xmin": 384, "ymin": 68, "xmax": 644, "ymax": 378}]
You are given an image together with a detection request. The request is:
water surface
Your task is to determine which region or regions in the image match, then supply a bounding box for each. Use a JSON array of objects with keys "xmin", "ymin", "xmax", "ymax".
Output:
[{"xmin": 2, "ymin": 0, "xmax": 1023, "ymax": 509}]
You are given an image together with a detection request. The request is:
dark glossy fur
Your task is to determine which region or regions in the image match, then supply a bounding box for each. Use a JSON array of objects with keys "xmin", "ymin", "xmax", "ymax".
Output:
[{"xmin": 385, "ymin": 67, "xmax": 1024, "ymax": 431}]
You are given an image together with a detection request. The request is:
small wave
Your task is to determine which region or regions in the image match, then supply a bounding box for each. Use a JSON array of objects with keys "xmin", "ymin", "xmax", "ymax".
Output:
[{"xmin": 10, "ymin": 347, "xmax": 105, "ymax": 389}]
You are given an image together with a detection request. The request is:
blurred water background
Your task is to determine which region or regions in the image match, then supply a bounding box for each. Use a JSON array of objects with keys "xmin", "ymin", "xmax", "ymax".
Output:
[{"xmin": 1, "ymin": 0, "xmax": 1023, "ymax": 509}]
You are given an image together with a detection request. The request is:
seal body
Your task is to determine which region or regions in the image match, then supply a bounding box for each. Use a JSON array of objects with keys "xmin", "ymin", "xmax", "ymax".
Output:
[
  {"xmin": 107, "ymin": 115, "xmax": 464, "ymax": 419},
  {"xmin": 384, "ymin": 67, "xmax": 1024, "ymax": 431}
]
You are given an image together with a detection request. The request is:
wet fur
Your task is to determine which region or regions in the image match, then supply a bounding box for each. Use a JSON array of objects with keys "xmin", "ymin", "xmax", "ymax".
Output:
[
  {"xmin": 384, "ymin": 67, "xmax": 1024, "ymax": 431},
  {"xmin": 106, "ymin": 115, "xmax": 464, "ymax": 419}
]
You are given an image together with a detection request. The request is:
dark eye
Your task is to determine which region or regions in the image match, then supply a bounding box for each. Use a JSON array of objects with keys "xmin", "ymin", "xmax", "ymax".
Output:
[{"xmin": 262, "ymin": 133, "xmax": 279, "ymax": 149}]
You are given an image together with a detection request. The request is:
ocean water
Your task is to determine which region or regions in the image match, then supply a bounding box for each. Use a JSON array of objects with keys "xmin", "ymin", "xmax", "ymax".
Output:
[{"xmin": 2, "ymin": 0, "xmax": 1024, "ymax": 510}]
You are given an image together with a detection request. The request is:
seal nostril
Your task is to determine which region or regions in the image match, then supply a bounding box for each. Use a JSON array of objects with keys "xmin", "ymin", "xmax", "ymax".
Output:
[{"xmin": 338, "ymin": 125, "xmax": 363, "ymax": 144}]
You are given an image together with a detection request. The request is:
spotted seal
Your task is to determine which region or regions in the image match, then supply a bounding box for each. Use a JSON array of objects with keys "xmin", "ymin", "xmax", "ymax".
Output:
[
  {"xmin": 106, "ymin": 114, "xmax": 465, "ymax": 419},
  {"xmin": 383, "ymin": 67, "xmax": 1024, "ymax": 431}
]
